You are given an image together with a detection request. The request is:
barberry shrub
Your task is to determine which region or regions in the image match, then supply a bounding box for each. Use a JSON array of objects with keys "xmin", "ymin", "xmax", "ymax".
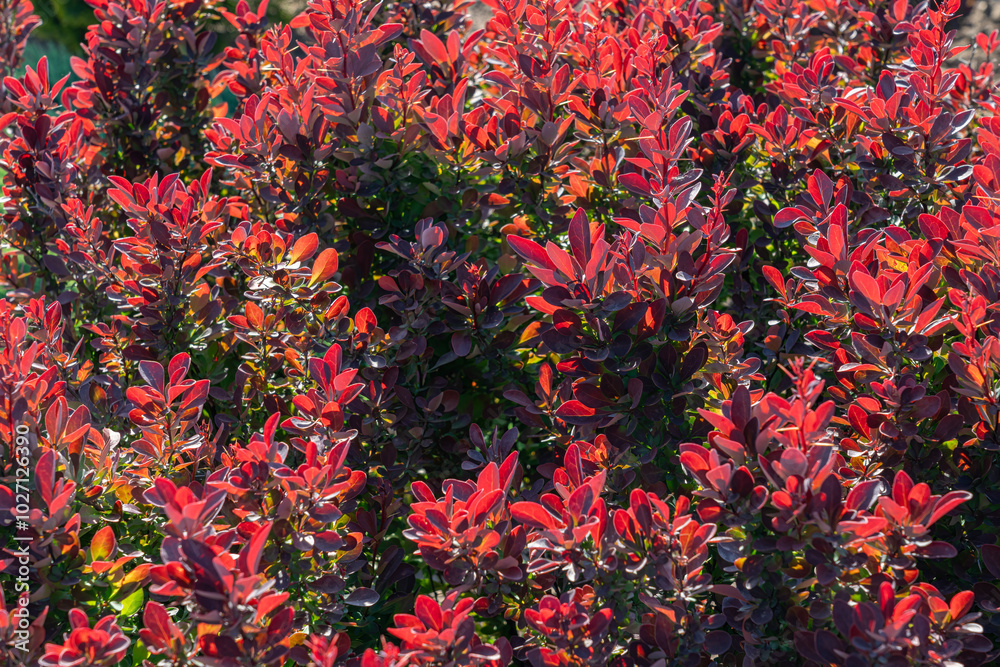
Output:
[{"xmin": 2, "ymin": 0, "xmax": 1000, "ymax": 665}]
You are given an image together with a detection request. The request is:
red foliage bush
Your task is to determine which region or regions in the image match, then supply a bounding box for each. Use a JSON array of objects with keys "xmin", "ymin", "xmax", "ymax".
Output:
[{"xmin": 2, "ymin": 0, "xmax": 1000, "ymax": 664}]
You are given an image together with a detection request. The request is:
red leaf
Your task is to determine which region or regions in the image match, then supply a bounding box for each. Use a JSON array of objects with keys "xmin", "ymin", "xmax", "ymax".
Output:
[
  {"xmin": 806, "ymin": 168, "xmax": 833, "ymax": 209},
  {"xmin": 167, "ymin": 353, "xmax": 191, "ymax": 386},
  {"xmin": 36, "ymin": 449, "xmax": 55, "ymax": 505},
  {"xmin": 950, "ymin": 590, "xmax": 975, "ymax": 620},
  {"xmin": 142, "ymin": 602, "xmax": 176, "ymax": 645},
  {"xmin": 507, "ymin": 235, "xmax": 553, "ymax": 270},
  {"xmin": 845, "ymin": 479, "xmax": 883, "ymax": 511},
  {"xmin": 892, "ymin": 470, "xmax": 914, "ymax": 506},
  {"xmin": 567, "ymin": 208, "xmax": 591, "ymax": 266},
  {"xmin": 510, "ymin": 501, "xmax": 559, "ymax": 530},
  {"xmin": 374, "ymin": 23, "xmax": 404, "ymax": 46},
  {"xmin": 773, "ymin": 207, "xmax": 803, "ymax": 228},
  {"xmin": 417, "ymin": 29, "xmax": 449, "ymax": 65},
  {"xmin": 566, "ymin": 484, "xmax": 594, "ymax": 518},
  {"xmin": 138, "ymin": 360, "xmax": 165, "ymax": 394},
  {"xmin": 847, "ymin": 404, "xmax": 870, "ymax": 440},
  {"xmin": 238, "ymin": 521, "xmax": 273, "ymax": 576},
  {"xmin": 918, "ymin": 214, "xmax": 950, "ymax": 240},
  {"xmin": 926, "ymin": 490, "xmax": 972, "ymax": 528},
  {"xmin": 556, "ymin": 400, "xmax": 594, "ymax": 417},
  {"xmin": 355, "ymin": 307, "xmax": 377, "ymax": 334},
  {"xmin": 555, "ymin": 400, "xmax": 598, "ymax": 425},
  {"xmin": 619, "ymin": 172, "xmax": 651, "ymax": 196},
  {"xmin": 255, "ymin": 592, "xmax": 290, "ymax": 623},
  {"xmin": 848, "ymin": 267, "xmax": 881, "ymax": 305},
  {"xmin": 415, "ymin": 595, "xmax": 443, "ymax": 631},
  {"xmin": 107, "ymin": 186, "xmax": 136, "ymax": 211},
  {"xmin": 761, "ymin": 265, "xmax": 786, "ymax": 300}
]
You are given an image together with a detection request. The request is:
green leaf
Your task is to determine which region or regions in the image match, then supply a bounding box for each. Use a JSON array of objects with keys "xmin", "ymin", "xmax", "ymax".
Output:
[
  {"xmin": 132, "ymin": 640, "xmax": 150, "ymax": 665},
  {"xmin": 119, "ymin": 588, "xmax": 144, "ymax": 617}
]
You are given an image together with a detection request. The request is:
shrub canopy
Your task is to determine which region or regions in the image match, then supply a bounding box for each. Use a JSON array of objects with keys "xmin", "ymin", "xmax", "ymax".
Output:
[{"xmin": 2, "ymin": 0, "xmax": 1000, "ymax": 665}]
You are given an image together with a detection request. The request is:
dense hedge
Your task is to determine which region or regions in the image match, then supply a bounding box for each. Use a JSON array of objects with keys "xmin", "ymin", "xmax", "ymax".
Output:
[{"xmin": 3, "ymin": 0, "xmax": 1000, "ymax": 665}]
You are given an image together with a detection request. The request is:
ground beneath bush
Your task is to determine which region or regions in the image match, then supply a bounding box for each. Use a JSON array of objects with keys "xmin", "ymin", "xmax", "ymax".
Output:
[{"xmin": 956, "ymin": 0, "xmax": 1000, "ymax": 62}]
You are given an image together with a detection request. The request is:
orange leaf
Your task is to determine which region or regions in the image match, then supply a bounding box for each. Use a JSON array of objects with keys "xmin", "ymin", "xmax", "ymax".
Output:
[
  {"xmin": 309, "ymin": 248, "xmax": 339, "ymax": 287},
  {"xmin": 91, "ymin": 525, "xmax": 117, "ymax": 562},
  {"xmin": 290, "ymin": 233, "xmax": 319, "ymax": 264}
]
